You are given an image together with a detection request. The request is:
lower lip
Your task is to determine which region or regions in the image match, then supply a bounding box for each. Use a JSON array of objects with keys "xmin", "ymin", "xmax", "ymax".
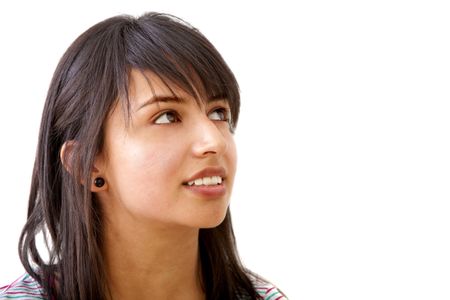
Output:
[{"xmin": 183, "ymin": 183, "xmax": 227, "ymax": 198}]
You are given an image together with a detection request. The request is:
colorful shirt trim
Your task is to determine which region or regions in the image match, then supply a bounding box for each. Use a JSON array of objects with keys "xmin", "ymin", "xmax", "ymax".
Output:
[
  {"xmin": 0, "ymin": 273, "xmax": 46, "ymax": 299},
  {"xmin": 254, "ymin": 279, "xmax": 288, "ymax": 300},
  {"xmin": 1, "ymin": 273, "xmax": 287, "ymax": 299}
]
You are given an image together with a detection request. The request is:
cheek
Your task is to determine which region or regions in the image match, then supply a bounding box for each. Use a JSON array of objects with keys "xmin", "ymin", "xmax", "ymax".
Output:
[
  {"xmin": 223, "ymin": 136, "xmax": 238, "ymax": 187},
  {"xmin": 228, "ymin": 139, "xmax": 237, "ymax": 171},
  {"xmin": 107, "ymin": 138, "xmax": 185, "ymax": 209}
]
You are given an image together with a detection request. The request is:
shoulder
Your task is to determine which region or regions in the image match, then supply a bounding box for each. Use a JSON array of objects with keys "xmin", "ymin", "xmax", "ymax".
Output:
[
  {"xmin": 250, "ymin": 274, "xmax": 288, "ymax": 300},
  {"xmin": 0, "ymin": 273, "xmax": 46, "ymax": 299}
]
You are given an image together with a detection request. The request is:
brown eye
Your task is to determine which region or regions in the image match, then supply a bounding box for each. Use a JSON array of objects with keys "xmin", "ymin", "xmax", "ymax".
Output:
[
  {"xmin": 208, "ymin": 108, "xmax": 229, "ymax": 121},
  {"xmin": 154, "ymin": 111, "xmax": 180, "ymax": 124}
]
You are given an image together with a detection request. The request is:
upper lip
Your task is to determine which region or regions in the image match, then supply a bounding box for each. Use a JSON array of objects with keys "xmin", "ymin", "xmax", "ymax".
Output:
[{"xmin": 183, "ymin": 166, "xmax": 227, "ymax": 184}]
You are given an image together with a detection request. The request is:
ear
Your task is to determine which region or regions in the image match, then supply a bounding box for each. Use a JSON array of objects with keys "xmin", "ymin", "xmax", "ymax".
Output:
[
  {"xmin": 60, "ymin": 140, "xmax": 108, "ymax": 192},
  {"xmin": 60, "ymin": 140, "xmax": 77, "ymax": 175}
]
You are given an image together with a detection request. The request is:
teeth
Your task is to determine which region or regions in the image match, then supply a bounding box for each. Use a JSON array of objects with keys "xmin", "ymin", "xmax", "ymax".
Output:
[{"xmin": 187, "ymin": 176, "xmax": 223, "ymax": 186}]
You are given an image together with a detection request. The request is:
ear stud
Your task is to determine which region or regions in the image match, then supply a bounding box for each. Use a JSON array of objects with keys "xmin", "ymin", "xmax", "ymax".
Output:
[{"xmin": 94, "ymin": 177, "xmax": 105, "ymax": 188}]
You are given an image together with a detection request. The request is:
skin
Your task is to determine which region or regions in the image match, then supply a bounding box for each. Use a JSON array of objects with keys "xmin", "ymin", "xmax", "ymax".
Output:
[{"xmin": 90, "ymin": 69, "xmax": 237, "ymax": 299}]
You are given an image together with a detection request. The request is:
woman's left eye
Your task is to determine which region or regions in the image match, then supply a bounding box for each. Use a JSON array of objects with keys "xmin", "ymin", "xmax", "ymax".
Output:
[{"xmin": 208, "ymin": 108, "xmax": 229, "ymax": 122}]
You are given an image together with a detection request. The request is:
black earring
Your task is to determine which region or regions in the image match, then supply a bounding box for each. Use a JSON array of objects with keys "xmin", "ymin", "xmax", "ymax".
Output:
[{"xmin": 94, "ymin": 177, "xmax": 105, "ymax": 188}]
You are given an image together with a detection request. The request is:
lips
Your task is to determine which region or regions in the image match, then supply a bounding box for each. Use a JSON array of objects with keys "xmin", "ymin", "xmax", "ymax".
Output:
[{"xmin": 182, "ymin": 167, "xmax": 228, "ymax": 198}]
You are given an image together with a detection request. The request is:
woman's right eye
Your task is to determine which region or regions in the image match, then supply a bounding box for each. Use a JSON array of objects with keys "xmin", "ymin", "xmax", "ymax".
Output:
[{"xmin": 154, "ymin": 111, "xmax": 181, "ymax": 124}]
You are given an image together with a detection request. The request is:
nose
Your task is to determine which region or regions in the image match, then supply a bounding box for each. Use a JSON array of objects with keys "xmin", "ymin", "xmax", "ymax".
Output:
[{"xmin": 191, "ymin": 117, "xmax": 228, "ymax": 157}]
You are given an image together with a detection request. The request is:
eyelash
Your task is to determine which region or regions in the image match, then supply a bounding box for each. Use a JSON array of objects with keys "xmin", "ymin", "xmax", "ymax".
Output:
[{"xmin": 153, "ymin": 107, "xmax": 231, "ymax": 125}]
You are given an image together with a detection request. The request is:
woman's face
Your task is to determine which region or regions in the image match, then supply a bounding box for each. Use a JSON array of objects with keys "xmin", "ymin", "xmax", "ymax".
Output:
[{"xmin": 96, "ymin": 70, "xmax": 237, "ymax": 229}]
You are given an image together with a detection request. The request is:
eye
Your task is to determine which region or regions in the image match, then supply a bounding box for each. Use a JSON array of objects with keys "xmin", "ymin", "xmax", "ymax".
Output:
[
  {"xmin": 208, "ymin": 107, "xmax": 230, "ymax": 122},
  {"xmin": 154, "ymin": 111, "xmax": 181, "ymax": 124}
]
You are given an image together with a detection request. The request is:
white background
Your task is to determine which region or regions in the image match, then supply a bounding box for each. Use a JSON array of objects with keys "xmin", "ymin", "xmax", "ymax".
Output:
[{"xmin": 1, "ymin": 1, "xmax": 449, "ymax": 299}]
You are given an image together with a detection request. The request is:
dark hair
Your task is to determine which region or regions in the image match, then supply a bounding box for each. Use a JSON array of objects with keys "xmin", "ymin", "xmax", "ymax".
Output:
[{"xmin": 18, "ymin": 12, "xmax": 260, "ymax": 299}]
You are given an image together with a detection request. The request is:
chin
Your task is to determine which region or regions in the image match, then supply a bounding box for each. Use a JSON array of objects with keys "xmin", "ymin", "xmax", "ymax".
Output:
[
  {"xmin": 194, "ymin": 210, "xmax": 228, "ymax": 229},
  {"xmin": 200, "ymin": 219, "xmax": 225, "ymax": 229}
]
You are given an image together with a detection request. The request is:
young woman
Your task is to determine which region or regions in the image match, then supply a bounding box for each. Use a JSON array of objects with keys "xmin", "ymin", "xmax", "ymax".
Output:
[{"xmin": 0, "ymin": 12, "xmax": 286, "ymax": 299}]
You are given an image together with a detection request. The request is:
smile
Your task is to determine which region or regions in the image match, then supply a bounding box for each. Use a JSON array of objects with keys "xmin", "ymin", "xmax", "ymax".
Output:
[{"xmin": 185, "ymin": 176, "xmax": 223, "ymax": 186}]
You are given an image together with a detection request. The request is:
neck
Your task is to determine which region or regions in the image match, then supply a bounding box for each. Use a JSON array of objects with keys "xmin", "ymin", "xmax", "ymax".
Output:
[{"xmin": 102, "ymin": 218, "xmax": 205, "ymax": 300}]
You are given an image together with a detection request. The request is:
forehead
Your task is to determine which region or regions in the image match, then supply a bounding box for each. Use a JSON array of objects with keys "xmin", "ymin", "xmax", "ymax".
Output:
[
  {"xmin": 128, "ymin": 69, "xmax": 179, "ymax": 106},
  {"xmin": 129, "ymin": 69, "xmax": 212, "ymax": 105}
]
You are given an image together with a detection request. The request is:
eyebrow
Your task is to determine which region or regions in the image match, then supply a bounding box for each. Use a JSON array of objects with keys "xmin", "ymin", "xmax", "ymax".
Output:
[
  {"xmin": 137, "ymin": 94, "xmax": 228, "ymax": 111},
  {"xmin": 137, "ymin": 96, "xmax": 185, "ymax": 111}
]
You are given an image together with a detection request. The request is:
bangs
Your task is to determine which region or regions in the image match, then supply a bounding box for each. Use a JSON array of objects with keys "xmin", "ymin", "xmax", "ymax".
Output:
[{"xmin": 119, "ymin": 13, "xmax": 240, "ymax": 129}]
